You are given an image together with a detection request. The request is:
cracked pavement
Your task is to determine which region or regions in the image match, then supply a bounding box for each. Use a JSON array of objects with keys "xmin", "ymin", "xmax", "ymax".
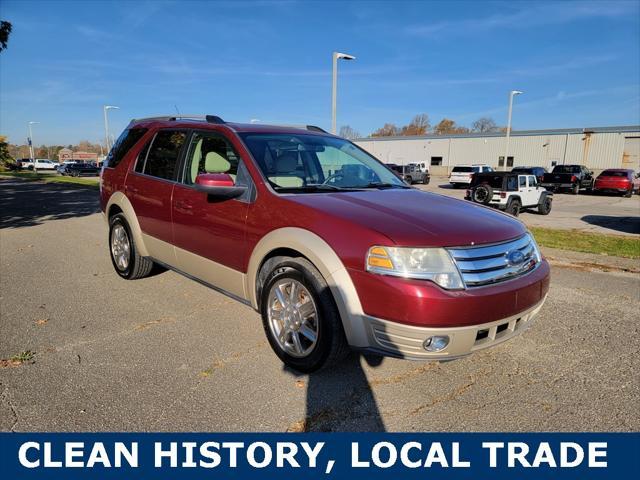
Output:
[{"xmin": 1, "ymin": 178, "xmax": 639, "ymax": 432}]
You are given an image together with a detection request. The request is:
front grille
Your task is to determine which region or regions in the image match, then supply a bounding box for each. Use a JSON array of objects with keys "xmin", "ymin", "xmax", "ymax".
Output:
[{"xmin": 448, "ymin": 234, "xmax": 539, "ymax": 287}]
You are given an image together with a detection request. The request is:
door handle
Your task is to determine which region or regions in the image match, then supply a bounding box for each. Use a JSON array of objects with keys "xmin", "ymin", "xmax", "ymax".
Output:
[{"xmin": 175, "ymin": 201, "xmax": 193, "ymax": 212}]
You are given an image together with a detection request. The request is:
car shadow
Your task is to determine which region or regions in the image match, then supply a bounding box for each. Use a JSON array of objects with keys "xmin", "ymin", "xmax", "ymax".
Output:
[
  {"xmin": 0, "ymin": 178, "xmax": 99, "ymax": 229},
  {"xmin": 580, "ymin": 215, "xmax": 640, "ymax": 235},
  {"xmin": 438, "ymin": 183, "xmax": 457, "ymax": 189},
  {"xmin": 284, "ymin": 353, "xmax": 386, "ymax": 432}
]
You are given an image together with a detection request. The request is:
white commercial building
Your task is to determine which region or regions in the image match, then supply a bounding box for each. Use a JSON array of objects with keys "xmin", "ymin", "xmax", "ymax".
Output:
[{"xmin": 355, "ymin": 125, "xmax": 640, "ymax": 176}]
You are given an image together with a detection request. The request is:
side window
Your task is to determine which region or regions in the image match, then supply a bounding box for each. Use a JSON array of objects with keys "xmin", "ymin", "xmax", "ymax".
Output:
[
  {"xmin": 105, "ymin": 128, "xmax": 148, "ymax": 169},
  {"xmin": 528, "ymin": 175, "xmax": 537, "ymax": 187},
  {"xmin": 143, "ymin": 130, "xmax": 186, "ymax": 180},
  {"xmin": 507, "ymin": 176, "xmax": 518, "ymax": 191},
  {"xmin": 183, "ymin": 132, "xmax": 240, "ymax": 185},
  {"xmin": 519, "ymin": 176, "xmax": 527, "ymax": 188}
]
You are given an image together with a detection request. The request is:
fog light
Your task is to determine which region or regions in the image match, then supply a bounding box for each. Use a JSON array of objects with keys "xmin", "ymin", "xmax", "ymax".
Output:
[{"xmin": 423, "ymin": 335, "xmax": 450, "ymax": 352}]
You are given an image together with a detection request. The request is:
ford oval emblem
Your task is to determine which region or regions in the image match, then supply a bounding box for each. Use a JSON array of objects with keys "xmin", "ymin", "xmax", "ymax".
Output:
[{"xmin": 506, "ymin": 250, "xmax": 525, "ymax": 266}]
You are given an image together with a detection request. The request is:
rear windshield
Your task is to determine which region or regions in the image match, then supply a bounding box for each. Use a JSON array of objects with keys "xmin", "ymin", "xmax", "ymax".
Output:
[
  {"xmin": 452, "ymin": 166, "xmax": 473, "ymax": 172},
  {"xmin": 470, "ymin": 174, "xmax": 505, "ymax": 189},
  {"xmin": 552, "ymin": 165, "xmax": 581, "ymax": 174},
  {"xmin": 599, "ymin": 170, "xmax": 627, "ymax": 177}
]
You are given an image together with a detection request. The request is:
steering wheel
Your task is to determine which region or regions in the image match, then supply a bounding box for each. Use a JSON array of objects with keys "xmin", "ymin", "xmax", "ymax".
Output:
[{"xmin": 322, "ymin": 172, "xmax": 345, "ymax": 185}]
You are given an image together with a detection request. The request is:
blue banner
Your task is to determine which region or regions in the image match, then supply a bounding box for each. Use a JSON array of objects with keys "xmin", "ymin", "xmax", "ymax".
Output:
[{"xmin": 1, "ymin": 433, "xmax": 638, "ymax": 479}]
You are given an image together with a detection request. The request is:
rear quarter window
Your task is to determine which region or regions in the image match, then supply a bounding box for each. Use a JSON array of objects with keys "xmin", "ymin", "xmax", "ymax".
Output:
[{"xmin": 104, "ymin": 128, "xmax": 148, "ymax": 169}]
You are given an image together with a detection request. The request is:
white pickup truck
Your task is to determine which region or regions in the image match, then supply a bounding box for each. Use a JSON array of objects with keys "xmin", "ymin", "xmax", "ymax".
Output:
[{"xmin": 20, "ymin": 159, "xmax": 58, "ymax": 170}]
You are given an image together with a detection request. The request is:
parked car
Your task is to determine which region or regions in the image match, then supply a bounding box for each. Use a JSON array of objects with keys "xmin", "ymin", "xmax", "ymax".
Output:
[
  {"xmin": 466, "ymin": 172, "xmax": 552, "ymax": 216},
  {"xmin": 540, "ymin": 164, "xmax": 594, "ymax": 194},
  {"xmin": 59, "ymin": 162, "xmax": 100, "ymax": 177},
  {"xmin": 101, "ymin": 115, "xmax": 550, "ymax": 372},
  {"xmin": 510, "ymin": 166, "xmax": 548, "ymax": 183},
  {"xmin": 19, "ymin": 159, "xmax": 58, "ymax": 170},
  {"xmin": 401, "ymin": 164, "xmax": 430, "ymax": 184},
  {"xmin": 449, "ymin": 164, "xmax": 493, "ymax": 188},
  {"xmin": 593, "ymin": 169, "xmax": 639, "ymax": 197},
  {"xmin": 385, "ymin": 163, "xmax": 407, "ymax": 182}
]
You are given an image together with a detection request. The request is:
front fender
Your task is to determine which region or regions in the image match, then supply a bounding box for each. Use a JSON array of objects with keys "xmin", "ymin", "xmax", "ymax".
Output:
[{"xmin": 245, "ymin": 227, "xmax": 369, "ymax": 347}]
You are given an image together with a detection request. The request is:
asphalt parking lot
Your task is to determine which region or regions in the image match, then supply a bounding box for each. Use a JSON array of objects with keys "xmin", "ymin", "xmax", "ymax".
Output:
[
  {"xmin": 1, "ymin": 178, "xmax": 639, "ymax": 432},
  {"xmin": 419, "ymin": 177, "xmax": 640, "ymax": 235}
]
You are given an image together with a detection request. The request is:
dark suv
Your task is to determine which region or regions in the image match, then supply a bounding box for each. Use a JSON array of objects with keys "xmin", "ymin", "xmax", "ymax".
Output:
[{"xmin": 100, "ymin": 115, "xmax": 549, "ymax": 372}]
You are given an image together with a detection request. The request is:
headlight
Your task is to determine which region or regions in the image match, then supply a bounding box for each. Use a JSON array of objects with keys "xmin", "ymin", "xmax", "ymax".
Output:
[
  {"xmin": 528, "ymin": 232, "xmax": 542, "ymax": 262},
  {"xmin": 366, "ymin": 246, "xmax": 465, "ymax": 290}
]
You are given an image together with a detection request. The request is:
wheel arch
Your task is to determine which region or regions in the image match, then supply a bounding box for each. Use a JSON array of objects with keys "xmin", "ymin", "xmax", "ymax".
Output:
[
  {"xmin": 246, "ymin": 228, "xmax": 367, "ymax": 347},
  {"xmin": 105, "ymin": 192, "xmax": 149, "ymax": 257}
]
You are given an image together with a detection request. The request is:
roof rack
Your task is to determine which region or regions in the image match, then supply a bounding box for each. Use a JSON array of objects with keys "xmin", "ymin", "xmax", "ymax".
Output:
[{"xmin": 131, "ymin": 114, "xmax": 226, "ymax": 124}]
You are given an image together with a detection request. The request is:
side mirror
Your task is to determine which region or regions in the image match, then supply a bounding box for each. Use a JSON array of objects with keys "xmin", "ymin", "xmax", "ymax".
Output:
[{"xmin": 194, "ymin": 173, "xmax": 247, "ymax": 199}]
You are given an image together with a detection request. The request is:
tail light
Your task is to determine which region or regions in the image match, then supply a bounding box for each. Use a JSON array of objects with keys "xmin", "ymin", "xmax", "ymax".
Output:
[
  {"xmin": 500, "ymin": 192, "xmax": 507, "ymax": 198},
  {"xmin": 571, "ymin": 175, "xmax": 577, "ymax": 182}
]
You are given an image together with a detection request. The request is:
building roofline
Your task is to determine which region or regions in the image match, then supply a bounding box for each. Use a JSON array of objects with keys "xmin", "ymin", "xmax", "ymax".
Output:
[{"xmin": 354, "ymin": 125, "xmax": 640, "ymax": 142}]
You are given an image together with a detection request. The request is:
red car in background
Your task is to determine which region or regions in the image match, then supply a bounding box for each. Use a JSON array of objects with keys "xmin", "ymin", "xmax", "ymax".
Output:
[{"xmin": 593, "ymin": 169, "xmax": 639, "ymax": 197}]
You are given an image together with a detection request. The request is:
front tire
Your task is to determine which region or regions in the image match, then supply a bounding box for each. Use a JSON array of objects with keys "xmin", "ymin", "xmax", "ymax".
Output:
[
  {"xmin": 537, "ymin": 196, "xmax": 552, "ymax": 215},
  {"xmin": 260, "ymin": 257, "xmax": 349, "ymax": 372},
  {"xmin": 108, "ymin": 214, "xmax": 154, "ymax": 280}
]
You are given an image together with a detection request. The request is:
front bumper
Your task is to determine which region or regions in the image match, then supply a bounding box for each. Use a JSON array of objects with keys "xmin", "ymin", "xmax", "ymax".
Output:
[{"xmin": 358, "ymin": 296, "xmax": 546, "ymax": 360}]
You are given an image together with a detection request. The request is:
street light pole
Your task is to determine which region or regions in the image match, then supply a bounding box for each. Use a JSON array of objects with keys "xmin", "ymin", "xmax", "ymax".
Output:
[
  {"xmin": 331, "ymin": 51, "xmax": 356, "ymax": 134},
  {"xmin": 28, "ymin": 121, "xmax": 39, "ymax": 173},
  {"xmin": 103, "ymin": 105, "xmax": 119, "ymax": 151},
  {"xmin": 503, "ymin": 90, "xmax": 523, "ymax": 171}
]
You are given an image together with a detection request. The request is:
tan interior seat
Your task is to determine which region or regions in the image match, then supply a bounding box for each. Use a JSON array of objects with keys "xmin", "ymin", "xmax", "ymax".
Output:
[{"xmin": 268, "ymin": 151, "xmax": 304, "ymax": 187}]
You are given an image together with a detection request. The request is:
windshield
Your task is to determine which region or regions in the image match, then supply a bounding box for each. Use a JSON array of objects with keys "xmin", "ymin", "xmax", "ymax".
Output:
[{"xmin": 239, "ymin": 133, "xmax": 406, "ymax": 190}]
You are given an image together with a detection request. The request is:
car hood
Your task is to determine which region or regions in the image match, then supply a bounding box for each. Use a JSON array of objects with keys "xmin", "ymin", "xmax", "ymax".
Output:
[{"xmin": 285, "ymin": 189, "xmax": 527, "ymax": 247}]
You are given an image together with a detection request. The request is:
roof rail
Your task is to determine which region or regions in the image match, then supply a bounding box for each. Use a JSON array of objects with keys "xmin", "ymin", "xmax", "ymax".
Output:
[
  {"xmin": 306, "ymin": 125, "xmax": 328, "ymax": 133},
  {"xmin": 131, "ymin": 114, "xmax": 226, "ymax": 124}
]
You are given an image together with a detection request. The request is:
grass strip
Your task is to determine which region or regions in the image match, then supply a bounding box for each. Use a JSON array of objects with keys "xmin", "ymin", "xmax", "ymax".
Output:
[
  {"xmin": 0, "ymin": 171, "xmax": 99, "ymax": 188},
  {"xmin": 530, "ymin": 227, "xmax": 640, "ymax": 259}
]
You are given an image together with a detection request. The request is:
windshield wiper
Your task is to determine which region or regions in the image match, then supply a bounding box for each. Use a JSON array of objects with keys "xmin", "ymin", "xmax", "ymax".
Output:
[
  {"xmin": 273, "ymin": 184, "xmax": 363, "ymax": 192},
  {"xmin": 358, "ymin": 182, "xmax": 411, "ymax": 189}
]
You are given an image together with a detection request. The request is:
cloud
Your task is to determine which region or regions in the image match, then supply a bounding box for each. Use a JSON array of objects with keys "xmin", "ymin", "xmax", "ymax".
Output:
[{"xmin": 405, "ymin": 1, "xmax": 638, "ymax": 37}]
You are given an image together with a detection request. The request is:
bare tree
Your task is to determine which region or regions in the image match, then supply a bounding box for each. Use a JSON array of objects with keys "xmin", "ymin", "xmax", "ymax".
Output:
[
  {"xmin": 0, "ymin": 21, "xmax": 12, "ymax": 53},
  {"xmin": 339, "ymin": 125, "xmax": 361, "ymax": 140},
  {"xmin": 471, "ymin": 117, "xmax": 499, "ymax": 133},
  {"xmin": 401, "ymin": 113, "xmax": 430, "ymax": 136},
  {"xmin": 371, "ymin": 123, "xmax": 400, "ymax": 137}
]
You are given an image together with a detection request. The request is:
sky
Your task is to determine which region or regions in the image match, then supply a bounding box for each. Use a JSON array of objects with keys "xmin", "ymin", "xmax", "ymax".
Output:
[{"xmin": 0, "ymin": 0, "xmax": 639, "ymax": 146}]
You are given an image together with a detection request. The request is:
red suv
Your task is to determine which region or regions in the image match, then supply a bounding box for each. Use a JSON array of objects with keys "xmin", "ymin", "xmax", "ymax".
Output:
[{"xmin": 100, "ymin": 115, "xmax": 550, "ymax": 372}]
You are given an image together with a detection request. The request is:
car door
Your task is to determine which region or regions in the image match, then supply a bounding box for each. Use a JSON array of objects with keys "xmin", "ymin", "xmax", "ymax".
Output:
[
  {"xmin": 171, "ymin": 130, "xmax": 254, "ymax": 299},
  {"xmin": 125, "ymin": 129, "xmax": 188, "ymax": 264},
  {"xmin": 525, "ymin": 175, "xmax": 539, "ymax": 206}
]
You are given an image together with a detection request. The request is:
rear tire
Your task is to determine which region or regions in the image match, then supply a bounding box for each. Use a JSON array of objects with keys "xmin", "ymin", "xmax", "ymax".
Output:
[
  {"xmin": 108, "ymin": 214, "xmax": 154, "ymax": 280},
  {"xmin": 505, "ymin": 198, "xmax": 521, "ymax": 216},
  {"xmin": 624, "ymin": 188, "xmax": 633, "ymax": 198},
  {"xmin": 571, "ymin": 183, "xmax": 579, "ymax": 195},
  {"xmin": 260, "ymin": 256, "xmax": 349, "ymax": 372}
]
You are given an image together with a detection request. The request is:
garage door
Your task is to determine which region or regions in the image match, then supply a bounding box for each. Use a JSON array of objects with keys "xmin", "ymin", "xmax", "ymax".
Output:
[{"xmin": 622, "ymin": 137, "xmax": 640, "ymax": 170}]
